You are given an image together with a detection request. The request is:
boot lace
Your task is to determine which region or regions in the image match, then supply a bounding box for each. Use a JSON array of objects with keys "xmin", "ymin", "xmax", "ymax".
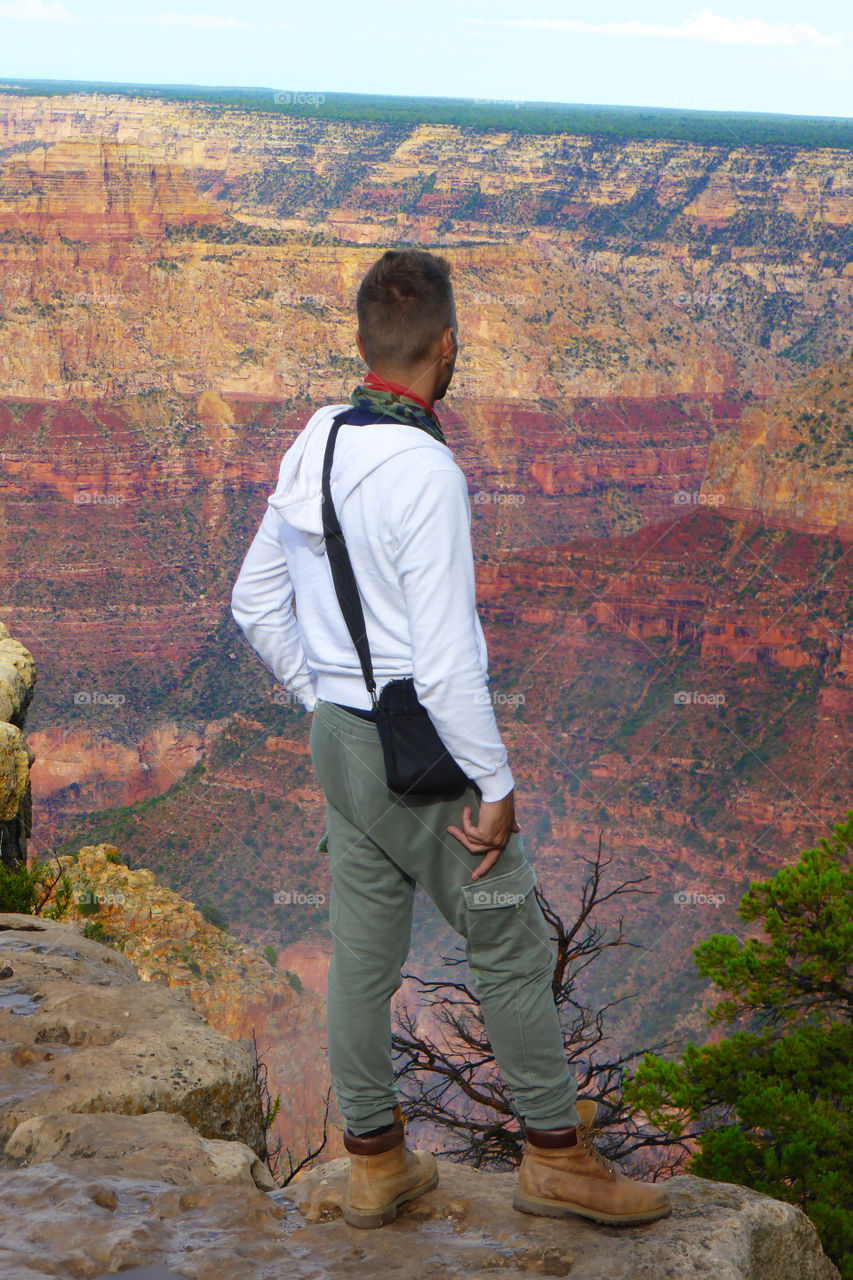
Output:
[{"xmin": 578, "ymin": 1122, "xmax": 616, "ymax": 1176}]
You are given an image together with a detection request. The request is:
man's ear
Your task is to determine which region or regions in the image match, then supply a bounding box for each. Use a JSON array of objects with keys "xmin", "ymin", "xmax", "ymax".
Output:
[
  {"xmin": 355, "ymin": 330, "xmax": 367, "ymax": 363},
  {"xmin": 440, "ymin": 325, "xmax": 456, "ymax": 362}
]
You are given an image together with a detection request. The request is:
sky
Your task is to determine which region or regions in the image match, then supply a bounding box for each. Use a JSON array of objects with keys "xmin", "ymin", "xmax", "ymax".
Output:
[{"xmin": 1, "ymin": 0, "xmax": 851, "ymax": 119}]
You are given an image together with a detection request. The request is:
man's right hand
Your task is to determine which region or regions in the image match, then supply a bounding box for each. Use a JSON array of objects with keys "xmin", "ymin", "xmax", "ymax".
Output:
[{"xmin": 447, "ymin": 791, "xmax": 520, "ymax": 880}]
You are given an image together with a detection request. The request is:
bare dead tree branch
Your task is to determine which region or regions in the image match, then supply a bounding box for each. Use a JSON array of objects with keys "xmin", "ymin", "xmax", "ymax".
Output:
[
  {"xmin": 280, "ymin": 1087, "xmax": 332, "ymax": 1187},
  {"xmin": 251, "ymin": 1029, "xmax": 331, "ymax": 1186},
  {"xmin": 32, "ymin": 853, "xmax": 70, "ymax": 916}
]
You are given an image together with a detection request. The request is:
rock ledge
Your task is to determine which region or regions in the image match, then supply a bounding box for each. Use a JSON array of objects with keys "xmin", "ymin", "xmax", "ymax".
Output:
[{"xmin": 0, "ymin": 912, "xmax": 840, "ymax": 1280}]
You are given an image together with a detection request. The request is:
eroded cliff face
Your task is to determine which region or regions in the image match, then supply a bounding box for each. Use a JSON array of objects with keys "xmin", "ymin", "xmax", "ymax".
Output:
[
  {"xmin": 42, "ymin": 842, "xmax": 341, "ymax": 1165},
  {"xmin": 28, "ymin": 718, "xmax": 227, "ymax": 810},
  {"xmin": 702, "ymin": 353, "xmax": 853, "ymax": 536}
]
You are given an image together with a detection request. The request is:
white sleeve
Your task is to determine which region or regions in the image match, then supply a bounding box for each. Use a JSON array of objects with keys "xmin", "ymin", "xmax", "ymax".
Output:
[
  {"xmin": 230, "ymin": 506, "xmax": 318, "ymax": 710},
  {"xmin": 391, "ymin": 463, "xmax": 514, "ymax": 803}
]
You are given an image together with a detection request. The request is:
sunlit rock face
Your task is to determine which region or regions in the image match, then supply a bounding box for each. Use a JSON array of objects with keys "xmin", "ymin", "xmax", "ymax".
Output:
[
  {"xmin": 702, "ymin": 355, "xmax": 853, "ymax": 537},
  {"xmin": 0, "ymin": 93, "xmax": 850, "ymax": 405},
  {"xmin": 0, "ymin": 622, "xmax": 35, "ymax": 866}
]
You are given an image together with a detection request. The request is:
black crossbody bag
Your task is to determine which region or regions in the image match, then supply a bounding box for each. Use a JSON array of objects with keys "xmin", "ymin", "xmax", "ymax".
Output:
[{"xmin": 321, "ymin": 408, "xmax": 470, "ymax": 798}]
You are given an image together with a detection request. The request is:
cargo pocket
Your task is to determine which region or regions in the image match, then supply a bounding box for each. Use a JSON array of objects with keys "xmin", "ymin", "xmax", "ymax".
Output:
[{"xmin": 462, "ymin": 859, "xmax": 553, "ymax": 985}]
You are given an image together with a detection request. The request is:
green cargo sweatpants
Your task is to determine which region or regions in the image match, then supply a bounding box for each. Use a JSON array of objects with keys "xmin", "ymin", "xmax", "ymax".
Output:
[{"xmin": 309, "ymin": 697, "xmax": 580, "ymax": 1136}]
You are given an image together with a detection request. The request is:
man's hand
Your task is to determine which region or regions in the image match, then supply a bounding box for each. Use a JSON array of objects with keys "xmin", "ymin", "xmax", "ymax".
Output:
[{"xmin": 447, "ymin": 792, "xmax": 520, "ymax": 880}]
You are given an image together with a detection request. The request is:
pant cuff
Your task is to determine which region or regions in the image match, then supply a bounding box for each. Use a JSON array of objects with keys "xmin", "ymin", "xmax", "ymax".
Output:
[
  {"xmin": 523, "ymin": 1103, "xmax": 581, "ymax": 1129},
  {"xmin": 346, "ymin": 1106, "xmax": 398, "ymax": 1136}
]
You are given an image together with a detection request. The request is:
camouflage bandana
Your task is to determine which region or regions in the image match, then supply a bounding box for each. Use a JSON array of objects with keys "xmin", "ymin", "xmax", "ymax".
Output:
[{"xmin": 349, "ymin": 385, "xmax": 447, "ymax": 446}]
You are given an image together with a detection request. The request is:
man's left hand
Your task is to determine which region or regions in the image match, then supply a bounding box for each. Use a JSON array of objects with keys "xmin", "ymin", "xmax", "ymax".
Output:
[{"xmin": 447, "ymin": 793, "xmax": 520, "ymax": 880}]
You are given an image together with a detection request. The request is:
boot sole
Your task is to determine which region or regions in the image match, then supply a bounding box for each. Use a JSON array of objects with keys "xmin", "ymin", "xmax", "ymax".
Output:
[
  {"xmin": 344, "ymin": 1168, "xmax": 440, "ymax": 1229},
  {"xmin": 513, "ymin": 1190, "xmax": 671, "ymax": 1227}
]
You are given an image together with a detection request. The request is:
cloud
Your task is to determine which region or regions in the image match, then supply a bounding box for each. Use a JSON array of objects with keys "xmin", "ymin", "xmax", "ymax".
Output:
[
  {"xmin": 0, "ymin": 0, "xmax": 71, "ymax": 17},
  {"xmin": 481, "ymin": 8, "xmax": 847, "ymax": 48},
  {"xmin": 149, "ymin": 11, "xmax": 250, "ymax": 27}
]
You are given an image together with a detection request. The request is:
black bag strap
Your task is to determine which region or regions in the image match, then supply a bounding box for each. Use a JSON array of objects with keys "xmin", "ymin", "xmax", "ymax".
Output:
[{"xmin": 321, "ymin": 409, "xmax": 378, "ymax": 706}]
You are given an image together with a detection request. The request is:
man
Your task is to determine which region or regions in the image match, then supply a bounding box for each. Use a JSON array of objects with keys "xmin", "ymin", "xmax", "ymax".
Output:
[{"xmin": 231, "ymin": 249, "xmax": 670, "ymax": 1230}]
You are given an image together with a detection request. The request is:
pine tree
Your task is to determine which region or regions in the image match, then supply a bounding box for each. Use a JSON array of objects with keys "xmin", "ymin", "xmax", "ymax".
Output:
[{"xmin": 626, "ymin": 810, "xmax": 853, "ymax": 1277}]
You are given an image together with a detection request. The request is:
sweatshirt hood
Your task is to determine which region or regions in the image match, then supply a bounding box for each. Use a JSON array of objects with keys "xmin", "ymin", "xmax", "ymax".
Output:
[{"xmin": 267, "ymin": 403, "xmax": 450, "ymax": 553}]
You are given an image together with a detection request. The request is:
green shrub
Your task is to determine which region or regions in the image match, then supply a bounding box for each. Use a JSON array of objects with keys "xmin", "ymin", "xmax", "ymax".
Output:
[
  {"xmin": 627, "ymin": 811, "xmax": 853, "ymax": 1276},
  {"xmin": 0, "ymin": 863, "xmax": 40, "ymax": 914},
  {"xmin": 0, "ymin": 859, "xmax": 73, "ymax": 918},
  {"xmin": 200, "ymin": 902, "xmax": 229, "ymax": 931}
]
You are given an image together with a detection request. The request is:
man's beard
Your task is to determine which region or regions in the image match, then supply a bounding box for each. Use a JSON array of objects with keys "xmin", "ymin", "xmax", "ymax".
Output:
[{"xmin": 434, "ymin": 360, "xmax": 456, "ymax": 401}]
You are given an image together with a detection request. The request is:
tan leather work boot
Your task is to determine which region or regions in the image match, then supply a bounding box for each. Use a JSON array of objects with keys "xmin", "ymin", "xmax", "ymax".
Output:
[
  {"xmin": 513, "ymin": 1099, "xmax": 671, "ymax": 1226},
  {"xmin": 343, "ymin": 1104, "xmax": 439, "ymax": 1228}
]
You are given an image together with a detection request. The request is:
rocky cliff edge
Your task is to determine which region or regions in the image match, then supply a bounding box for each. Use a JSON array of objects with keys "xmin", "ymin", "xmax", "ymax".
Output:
[{"xmin": 0, "ymin": 912, "xmax": 840, "ymax": 1280}]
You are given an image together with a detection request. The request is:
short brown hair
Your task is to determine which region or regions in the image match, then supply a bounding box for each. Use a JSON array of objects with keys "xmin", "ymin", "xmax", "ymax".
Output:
[{"xmin": 356, "ymin": 250, "xmax": 454, "ymax": 368}]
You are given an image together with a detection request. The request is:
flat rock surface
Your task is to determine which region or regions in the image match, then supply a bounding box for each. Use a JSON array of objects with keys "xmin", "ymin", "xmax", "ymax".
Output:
[
  {"xmin": 0, "ymin": 1161, "xmax": 296, "ymax": 1280},
  {"xmin": 4, "ymin": 1108, "xmax": 275, "ymax": 1190},
  {"xmin": 0, "ymin": 1155, "xmax": 840, "ymax": 1280},
  {"xmin": 0, "ymin": 914, "xmax": 263, "ymax": 1152},
  {"xmin": 284, "ymin": 1157, "xmax": 841, "ymax": 1280}
]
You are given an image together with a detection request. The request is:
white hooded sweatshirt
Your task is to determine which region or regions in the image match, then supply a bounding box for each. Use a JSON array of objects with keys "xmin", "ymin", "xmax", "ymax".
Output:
[{"xmin": 230, "ymin": 402, "xmax": 514, "ymax": 802}]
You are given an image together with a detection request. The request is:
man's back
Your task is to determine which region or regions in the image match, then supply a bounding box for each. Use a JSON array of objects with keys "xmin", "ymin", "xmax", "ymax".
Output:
[{"xmin": 231, "ymin": 401, "xmax": 513, "ymax": 799}]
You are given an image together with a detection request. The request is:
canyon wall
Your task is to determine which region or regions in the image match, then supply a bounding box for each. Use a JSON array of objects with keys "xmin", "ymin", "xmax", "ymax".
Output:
[
  {"xmin": 0, "ymin": 92, "xmax": 851, "ymax": 406},
  {"xmin": 702, "ymin": 355, "xmax": 853, "ymax": 537}
]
